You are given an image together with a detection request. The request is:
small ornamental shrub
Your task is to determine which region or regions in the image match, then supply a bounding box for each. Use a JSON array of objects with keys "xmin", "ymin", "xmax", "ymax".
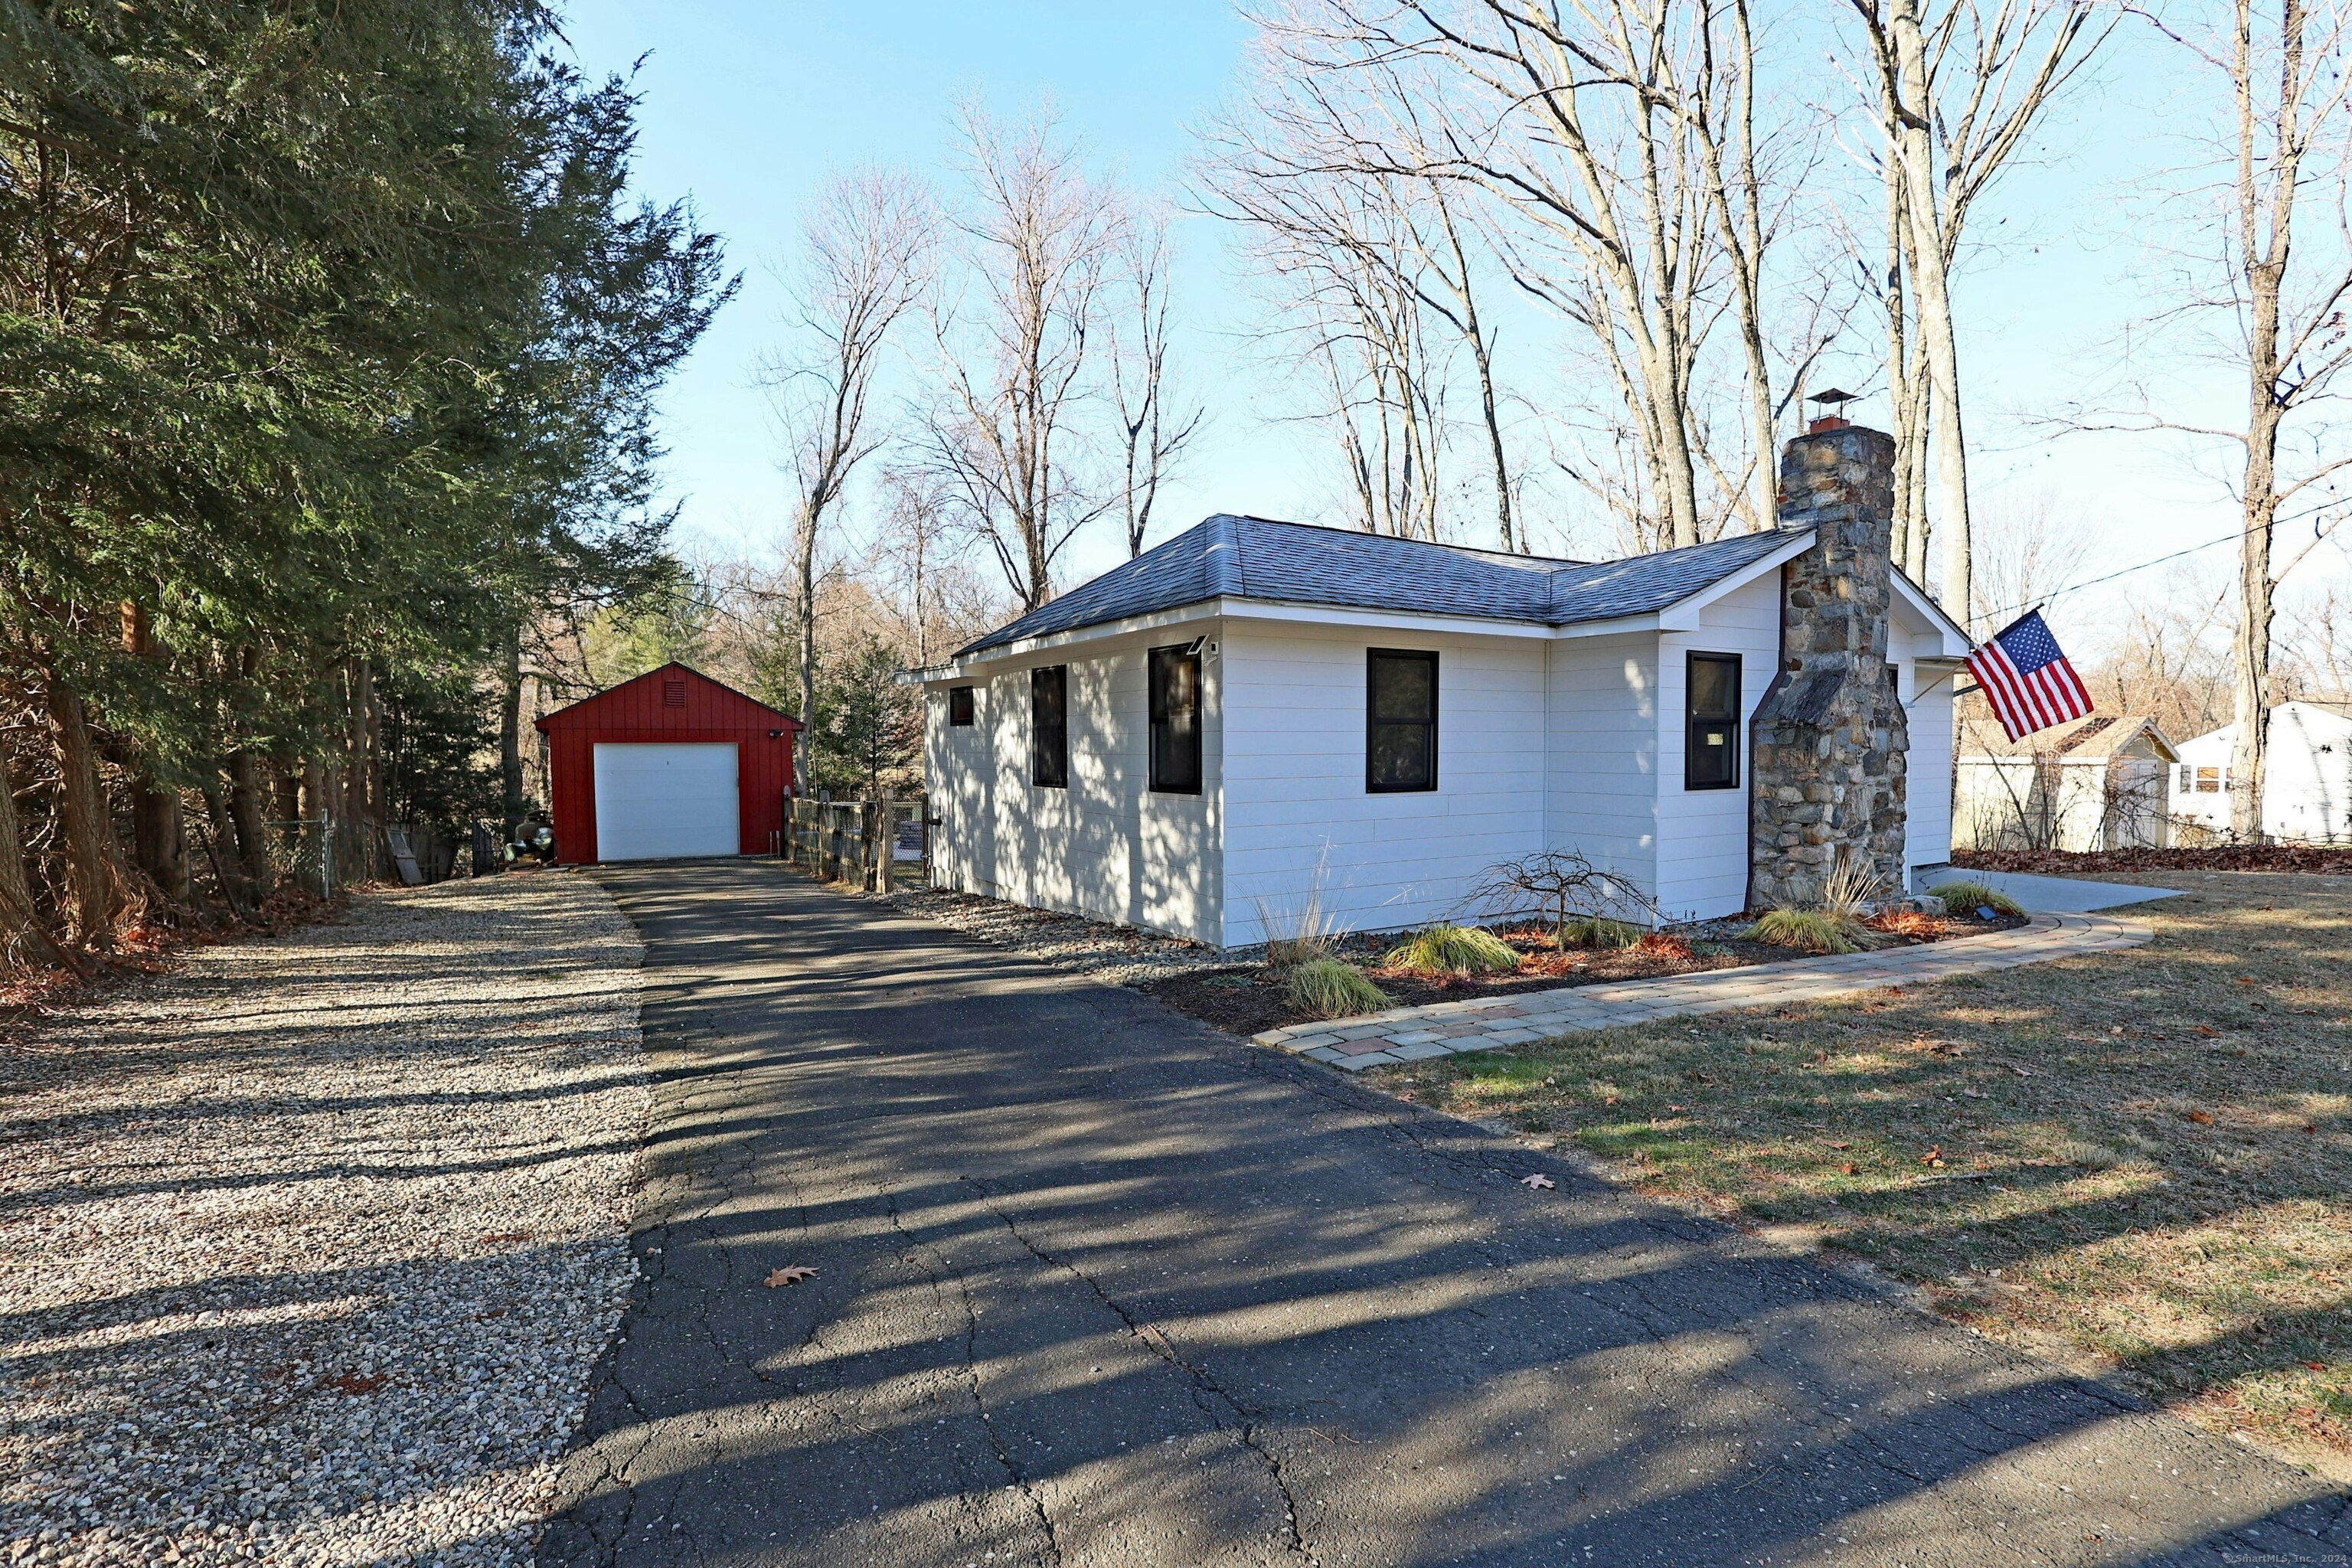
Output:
[
  {"xmin": 1285, "ymin": 959, "xmax": 1391, "ymax": 1020},
  {"xmin": 1746, "ymin": 908, "xmax": 1864, "ymax": 955},
  {"xmin": 1931, "ymin": 880, "xmax": 2025, "ymax": 920},
  {"xmin": 1383, "ymin": 923, "xmax": 1520, "ymax": 977},
  {"xmin": 1559, "ymin": 916, "xmax": 1645, "ymax": 950}
]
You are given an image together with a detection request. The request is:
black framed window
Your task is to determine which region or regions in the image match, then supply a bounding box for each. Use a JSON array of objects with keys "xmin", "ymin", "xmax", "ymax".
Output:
[
  {"xmin": 1367, "ymin": 649, "xmax": 1438, "ymax": 792},
  {"xmin": 1031, "ymin": 665, "xmax": 1068, "ymax": 789},
  {"xmin": 1685, "ymin": 652, "xmax": 1741, "ymax": 790},
  {"xmin": 1148, "ymin": 645, "xmax": 1202, "ymax": 794},
  {"xmin": 948, "ymin": 685, "xmax": 975, "ymax": 727}
]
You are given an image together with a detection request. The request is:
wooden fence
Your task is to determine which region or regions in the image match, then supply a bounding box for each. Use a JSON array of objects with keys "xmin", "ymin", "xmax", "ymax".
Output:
[{"xmin": 782, "ymin": 791, "xmax": 926, "ymax": 892}]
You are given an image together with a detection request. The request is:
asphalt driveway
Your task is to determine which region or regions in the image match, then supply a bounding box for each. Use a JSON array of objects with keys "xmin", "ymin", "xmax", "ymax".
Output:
[{"xmin": 538, "ymin": 861, "xmax": 2349, "ymax": 1566}]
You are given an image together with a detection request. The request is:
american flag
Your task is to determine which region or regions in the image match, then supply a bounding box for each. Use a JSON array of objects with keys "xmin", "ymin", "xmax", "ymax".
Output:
[{"xmin": 1966, "ymin": 609, "xmax": 2094, "ymax": 742}]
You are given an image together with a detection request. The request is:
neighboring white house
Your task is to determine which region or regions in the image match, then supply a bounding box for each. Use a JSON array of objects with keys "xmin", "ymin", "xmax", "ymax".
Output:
[
  {"xmin": 1953, "ymin": 714, "xmax": 2178, "ymax": 852},
  {"xmin": 913, "ymin": 429, "xmax": 1971, "ymax": 949},
  {"xmin": 2168, "ymin": 701, "xmax": 2352, "ymax": 844}
]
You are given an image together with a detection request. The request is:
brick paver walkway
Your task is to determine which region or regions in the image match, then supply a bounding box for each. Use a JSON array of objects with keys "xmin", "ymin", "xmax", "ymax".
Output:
[{"xmin": 1254, "ymin": 910, "xmax": 2152, "ymax": 1070}]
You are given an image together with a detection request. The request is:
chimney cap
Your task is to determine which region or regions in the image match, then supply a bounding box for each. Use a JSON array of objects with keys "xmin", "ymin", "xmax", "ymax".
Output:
[{"xmin": 1808, "ymin": 387, "xmax": 1860, "ymax": 407}]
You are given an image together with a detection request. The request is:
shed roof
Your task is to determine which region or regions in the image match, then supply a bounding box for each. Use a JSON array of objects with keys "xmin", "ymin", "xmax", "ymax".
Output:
[
  {"xmin": 956, "ymin": 514, "xmax": 1805, "ymax": 657},
  {"xmin": 1957, "ymin": 713, "xmax": 2178, "ymax": 763},
  {"xmin": 534, "ymin": 662, "xmax": 799, "ymax": 732}
]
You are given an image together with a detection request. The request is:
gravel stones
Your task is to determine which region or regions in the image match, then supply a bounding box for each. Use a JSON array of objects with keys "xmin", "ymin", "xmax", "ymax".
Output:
[
  {"xmin": 880, "ymin": 886, "xmax": 1233, "ymax": 985},
  {"xmin": 0, "ymin": 872, "xmax": 647, "ymax": 1566}
]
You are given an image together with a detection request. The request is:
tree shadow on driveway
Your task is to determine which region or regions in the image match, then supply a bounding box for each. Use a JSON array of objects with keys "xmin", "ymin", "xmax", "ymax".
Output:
[{"xmin": 541, "ymin": 862, "xmax": 2351, "ymax": 1567}]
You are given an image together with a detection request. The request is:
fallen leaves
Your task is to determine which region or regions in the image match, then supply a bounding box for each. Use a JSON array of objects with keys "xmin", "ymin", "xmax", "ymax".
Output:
[
  {"xmin": 764, "ymin": 1266, "xmax": 819, "ymax": 1288},
  {"xmin": 1521, "ymin": 1173, "xmax": 1557, "ymax": 1190},
  {"xmin": 2185, "ymin": 1109, "xmax": 2216, "ymax": 1126},
  {"xmin": 1919, "ymin": 1145, "xmax": 1947, "ymax": 1168}
]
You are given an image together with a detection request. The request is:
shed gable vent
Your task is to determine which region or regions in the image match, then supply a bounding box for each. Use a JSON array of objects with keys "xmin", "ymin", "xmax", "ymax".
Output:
[{"xmin": 662, "ymin": 678, "xmax": 686, "ymax": 707}]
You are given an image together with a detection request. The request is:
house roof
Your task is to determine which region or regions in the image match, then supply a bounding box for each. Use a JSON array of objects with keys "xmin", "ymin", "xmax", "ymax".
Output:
[
  {"xmin": 1957, "ymin": 713, "xmax": 2178, "ymax": 763},
  {"xmin": 956, "ymin": 514, "xmax": 1808, "ymax": 657},
  {"xmin": 534, "ymin": 661, "xmax": 800, "ymax": 733}
]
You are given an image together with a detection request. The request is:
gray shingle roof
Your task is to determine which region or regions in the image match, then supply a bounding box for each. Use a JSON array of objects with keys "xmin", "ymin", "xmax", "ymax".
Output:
[{"xmin": 957, "ymin": 515, "xmax": 1804, "ymax": 656}]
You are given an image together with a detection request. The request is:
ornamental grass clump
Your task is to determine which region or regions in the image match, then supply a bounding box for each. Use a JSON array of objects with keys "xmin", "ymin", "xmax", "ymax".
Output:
[
  {"xmin": 1559, "ymin": 916, "xmax": 1645, "ymax": 950},
  {"xmin": 1384, "ymin": 923, "xmax": 1519, "ymax": 977},
  {"xmin": 1746, "ymin": 907, "xmax": 1864, "ymax": 955},
  {"xmin": 1285, "ymin": 959, "xmax": 1390, "ymax": 1020},
  {"xmin": 1932, "ymin": 880, "xmax": 2025, "ymax": 919}
]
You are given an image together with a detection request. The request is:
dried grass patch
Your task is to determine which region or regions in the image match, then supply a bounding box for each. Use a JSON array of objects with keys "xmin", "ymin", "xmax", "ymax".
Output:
[{"xmin": 1377, "ymin": 870, "xmax": 2352, "ymax": 1478}]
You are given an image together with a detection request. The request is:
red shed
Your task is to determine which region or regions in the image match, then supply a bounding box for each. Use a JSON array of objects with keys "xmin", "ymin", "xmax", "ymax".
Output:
[{"xmin": 534, "ymin": 663, "xmax": 799, "ymax": 864}]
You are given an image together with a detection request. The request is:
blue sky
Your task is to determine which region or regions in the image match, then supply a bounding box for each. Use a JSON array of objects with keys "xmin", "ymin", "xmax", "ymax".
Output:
[{"xmin": 554, "ymin": 2, "xmax": 2341, "ymax": 640}]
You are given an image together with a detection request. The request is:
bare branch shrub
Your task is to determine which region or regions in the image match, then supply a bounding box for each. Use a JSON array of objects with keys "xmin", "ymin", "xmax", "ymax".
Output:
[{"xmin": 1461, "ymin": 848, "xmax": 1664, "ymax": 938}]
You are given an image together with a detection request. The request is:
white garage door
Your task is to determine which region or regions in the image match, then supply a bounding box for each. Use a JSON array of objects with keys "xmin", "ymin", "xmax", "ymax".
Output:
[{"xmin": 593, "ymin": 743, "xmax": 740, "ymax": 861}]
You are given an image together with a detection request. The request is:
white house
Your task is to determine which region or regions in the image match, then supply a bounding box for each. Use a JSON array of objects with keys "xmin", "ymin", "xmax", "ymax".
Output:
[
  {"xmin": 2169, "ymin": 701, "xmax": 2352, "ymax": 844},
  {"xmin": 915, "ymin": 424, "xmax": 1971, "ymax": 949},
  {"xmin": 1954, "ymin": 714, "xmax": 2178, "ymax": 852}
]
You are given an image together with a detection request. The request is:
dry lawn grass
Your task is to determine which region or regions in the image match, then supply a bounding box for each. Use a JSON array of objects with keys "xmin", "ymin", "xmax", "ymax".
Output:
[{"xmin": 1378, "ymin": 871, "xmax": 2352, "ymax": 1478}]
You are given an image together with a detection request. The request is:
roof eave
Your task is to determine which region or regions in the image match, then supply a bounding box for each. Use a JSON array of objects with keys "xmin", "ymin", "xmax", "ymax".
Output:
[{"xmin": 1651, "ymin": 528, "xmax": 1818, "ymax": 629}]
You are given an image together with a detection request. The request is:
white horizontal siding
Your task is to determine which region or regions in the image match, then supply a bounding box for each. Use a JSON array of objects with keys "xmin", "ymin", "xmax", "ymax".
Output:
[
  {"xmin": 1655, "ymin": 573, "xmax": 1781, "ymax": 920},
  {"xmin": 1904, "ymin": 670, "xmax": 1955, "ymax": 871},
  {"xmin": 923, "ymin": 630, "xmax": 1221, "ymax": 942},
  {"xmin": 1220, "ymin": 622, "xmax": 1547, "ymax": 946},
  {"xmin": 1544, "ymin": 632, "xmax": 1661, "ymax": 911}
]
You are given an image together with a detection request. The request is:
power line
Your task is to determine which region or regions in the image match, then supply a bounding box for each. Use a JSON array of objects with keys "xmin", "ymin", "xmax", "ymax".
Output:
[{"xmin": 1974, "ymin": 507, "xmax": 2344, "ymax": 626}]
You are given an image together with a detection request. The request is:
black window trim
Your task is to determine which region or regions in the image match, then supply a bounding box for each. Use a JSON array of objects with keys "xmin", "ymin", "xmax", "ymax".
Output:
[
  {"xmin": 1031, "ymin": 665, "xmax": 1069, "ymax": 789},
  {"xmin": 1684, "ymin": 650, "xmax": 1742, "ymax": 792},
  {"xmin": 948, "ymin": 684, "xmax": 975, "ymax": 727},
  {"xmin": 1365, "ymin": 647, "xmax": 1439, "ymax": 794},
  {"xmin": 1147, "ymin": 643, "xmax": 1204, "ymax": 795}
]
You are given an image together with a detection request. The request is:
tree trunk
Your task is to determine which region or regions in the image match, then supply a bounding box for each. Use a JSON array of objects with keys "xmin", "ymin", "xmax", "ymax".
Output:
[
  {"xmin": 117, "ymin": 603, "xmax": 190, "ymax": 905},
  {"xmin": 227, "ymin": 747, "xmax": 273, "ymax": 890},
  {"xmin": 44, "ymin": 675, "xmax": 124, "ymax": 949},
  {"xmin": 1891, "ymin": 0, "xmax": 1971, "ymax": 622},
  {"xmin": 340, "ymin": 656, "xmax": 380, "ymax": 883},
  {"xmin": 795, "ymin": 498, "xmax": 818, "ymax": 795},
  {"xmin": 198, "ymin": 778, "xmax": 254, "ymax": 916},
  {"xmin": 299, "ymin": 753, "xmax": 338, "ymax": 894},
  {"xmin": 0, "ymin": 724, "xmax": 72, "ymax": 974},
  {"xmin": 2227, "ymin": 0, "xmax": 2305, "ymax": 844},
  {"xmin": 1882, "ymin": 119, "xmax": 1925, "ymax": 577},
  {"xmin": 498, "ymin": 624, "xmax": 524, "ymax": 841}
]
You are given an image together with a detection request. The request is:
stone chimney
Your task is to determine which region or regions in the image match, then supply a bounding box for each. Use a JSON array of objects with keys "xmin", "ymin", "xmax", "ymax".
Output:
[{"xmin": 1746, "ymin": 425, "xmax": 1909, "ymax": 910}]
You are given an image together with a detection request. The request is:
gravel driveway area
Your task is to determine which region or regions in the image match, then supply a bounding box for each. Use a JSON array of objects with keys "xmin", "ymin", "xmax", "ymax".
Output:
[
  {"xmin": 880, "ymin": 885, "xmax": 1230, "ymax": 985},
  {"xmin": 0, "ymin": 872, "xmax": 646, "ymax": 1567}
]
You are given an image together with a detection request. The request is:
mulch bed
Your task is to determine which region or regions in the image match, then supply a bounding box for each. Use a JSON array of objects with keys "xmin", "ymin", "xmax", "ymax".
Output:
[
  {"xmin": 1142, "ymin": 912, "xmax": 2026, "ymax": 1037},
  {"xmin": 1955, "ymin": 845, "xmax": 2352, "ymax": 876}
]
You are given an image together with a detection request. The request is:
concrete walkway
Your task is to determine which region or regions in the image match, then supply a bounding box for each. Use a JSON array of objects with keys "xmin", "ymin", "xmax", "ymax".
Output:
[
  {"xmin": 1257, "ymin": 910, "xmax": 2152, "ymax": 1070},
  {"xmin": 1920, "ymin": 866, "xmax": 2184, "ymax": 914},
  {"xmin": 539, "ymin": 862, "xmax": 2347, "ymax": 1567}
]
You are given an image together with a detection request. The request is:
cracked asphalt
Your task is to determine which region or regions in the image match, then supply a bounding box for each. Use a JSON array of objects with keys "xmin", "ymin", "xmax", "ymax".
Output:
[{"xmin": 537, "ymin": 861, "xmax": 2350, "ymax": 1567}]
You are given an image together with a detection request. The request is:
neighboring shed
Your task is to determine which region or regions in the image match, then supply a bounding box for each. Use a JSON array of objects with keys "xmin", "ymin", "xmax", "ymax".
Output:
[
  {"xmin": 1953, "ymin": 714, "xmax": 2178, "ymax": 852},
  {"xmin": 2170, "ymin": 701, "xmax": 2352, "ymax": 844},
  {"xmin": 534, "ymin": 663, "xmax": 799, "ymax": 864}
]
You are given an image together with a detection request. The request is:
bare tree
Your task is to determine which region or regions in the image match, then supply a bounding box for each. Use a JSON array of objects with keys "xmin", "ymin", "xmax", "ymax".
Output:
[
  {"xmin": 1843, "ymin": 0, "xmax": 2112, "ymax": 621},
  {"xmin": 923, "ymin": 104, "xmax": 1126, "ymax": 612},
  {"xmin": 2069, "ymin": 2, "xmax": 2352, "ymax": 838},
  {"xmin": 1201, "ymin": 38, "xmax": 1531, "ymax": 547},
  {"xmin": 1109, "ymin": 211, "xmax": 1206, "ymax": 557},
  {"xmin": 1200, "ymin": 90, "xmax": 1457, "ymax": 539},
  {"xmin": 1253, "ymin": 0, "xmax": 1831, "ymax": 549},
  {"xmin": 766, "ymin": 168, "xmax": 933, "ymax": 793},
  {"xmin": 876, "ymin": 466, "xmax": 956, "ymax": 668},
  {"xmin": 1968, "ymin": 487, "xmax": 2099, "ymax": 630}
]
